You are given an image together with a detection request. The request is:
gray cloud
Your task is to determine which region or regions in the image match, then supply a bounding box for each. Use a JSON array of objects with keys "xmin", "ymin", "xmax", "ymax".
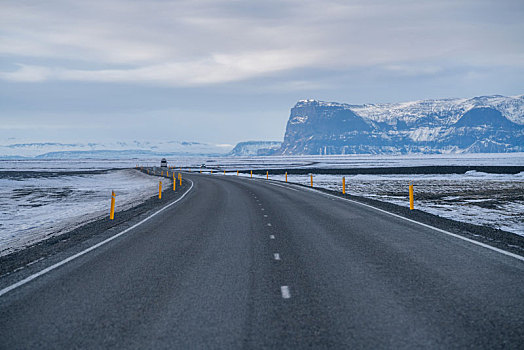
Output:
[
  {"xmin": 1, "ymin": 0, "xmax": 523, "ymax": 145},
  {"xmin": 2, "ymin": 0, "xmax": 523, "ymax": 85}
]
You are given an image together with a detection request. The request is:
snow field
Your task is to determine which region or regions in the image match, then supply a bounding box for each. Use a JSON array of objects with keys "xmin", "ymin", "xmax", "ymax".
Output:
[{"xmin": 0, "ymin": 169, "xmax": 164, "ymax": 256}]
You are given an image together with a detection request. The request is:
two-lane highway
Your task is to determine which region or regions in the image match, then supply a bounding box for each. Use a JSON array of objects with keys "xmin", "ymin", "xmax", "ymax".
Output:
[{"xmin": 1, "ymin": 173, "xmax": 523, "ymax": 348}]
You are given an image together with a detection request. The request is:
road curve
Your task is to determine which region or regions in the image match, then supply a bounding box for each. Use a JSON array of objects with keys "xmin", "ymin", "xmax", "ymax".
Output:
[{"xmin": 0, "ymin": 173, "xmax": 523, "ymax": 349}]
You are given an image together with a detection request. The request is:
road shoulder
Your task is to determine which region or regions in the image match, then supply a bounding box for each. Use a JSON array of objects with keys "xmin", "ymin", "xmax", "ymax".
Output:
[{"xmin": 0, "ymin": 178, "xmax": 193, "ymax": 289}]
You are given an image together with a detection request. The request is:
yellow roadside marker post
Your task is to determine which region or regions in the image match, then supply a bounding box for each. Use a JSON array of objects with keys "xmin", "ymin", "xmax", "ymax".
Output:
[
  {"xmin": 251, "ymin": 170, "xmax": 253, "ymax": 178},
  {"xmin": 224, "ymin": 170, "xmax": 226, "ymax": 175},
  {"xmin": 211, "ymin": 170, "xmax": 213, "ymax": 174},
  {"xmin": 173, "ymin": 174, "xmax": 176, "ymax": 191},
  {"xmin": 109, "ymin": 191, "xmax": 116, "ymax": 220},
  {"xmin": 285, "ymin": 172, "xmax": 287, "ymax": 182},
  {"xmin": 266, "ymin": 171, "xmax": 269, "ymax": 180},
  {"xmin": 409, "ymin": 184, "xmax": 414, "ymax": 210},
  {"xmin": 159, "ymin": 181, "xmax": 163, "ymax": 199},
  {"xmin": 237, "ymin": 170, "xmax": 239, "ymax": 176},
  {"xmin": 342, "ymin": 177, "xmax": 346, "ymax": 194},
  {"xmin": 310, "ymin": 174, "xmax": 313, "ymax": 187},
  {"xmin": 179, "ymin": 173, "xmax": 182, "ymax": 186}
]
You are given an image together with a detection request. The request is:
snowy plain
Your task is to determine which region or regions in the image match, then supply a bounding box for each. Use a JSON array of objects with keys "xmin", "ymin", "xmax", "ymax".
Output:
[
  {"xmin": 0, "ymin": 165, "xmax": 163, "ymax": 256},
  {"xmin": 1, "ymin": 153, "xmax": 523, "ymax": 256},
  {"xmin": 173, "ymin": 152, "xmax": 524, "ymax": 170}
]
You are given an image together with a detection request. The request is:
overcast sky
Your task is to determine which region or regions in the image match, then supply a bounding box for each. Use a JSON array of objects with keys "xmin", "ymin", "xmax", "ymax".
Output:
[{"xmin": 1, "ymin": 0, "xmax": 523, "ymax": 145}]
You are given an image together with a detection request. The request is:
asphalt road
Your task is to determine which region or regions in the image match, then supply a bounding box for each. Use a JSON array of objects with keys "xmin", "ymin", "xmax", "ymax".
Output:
[{"xmin": 1, "ymin": 173, "xmax": 523, "ymax": 349}]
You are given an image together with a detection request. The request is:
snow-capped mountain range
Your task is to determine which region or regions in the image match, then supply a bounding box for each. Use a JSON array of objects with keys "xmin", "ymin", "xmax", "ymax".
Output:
[
  {"xmin": 3, "ymin": 94, "xmax": 523, "ymax": 158},
  {"xmin": 0, "ymin": 140, "xmax": 233, "ymax": 159},
  {"xmin": 347, "ymin": 95, "xmax": 524, "ymax": 125},
  {"xmin": 279, "ymin": 95, "xmax": 524, "ymax": 154},
  {"xmin": 228, "ymin": 141, "xmax": 282, "ymax": 156}
]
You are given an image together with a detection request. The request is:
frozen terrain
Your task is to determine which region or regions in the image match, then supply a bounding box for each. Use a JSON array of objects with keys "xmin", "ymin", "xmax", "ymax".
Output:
[
  {"xmin": 178, "ymin": 153, "xmax": 524, "ymax": 170},
  {"xmin": 0, "ymin": 159, "xmax": 140, "ymax": 172},
  {"xmin": 232, "ymin": 171, "xmax": 524, "ymax": 236},
  {"xmin": 1, "ymin": 154, "xmax": 522, "ymax": 256},
  {"xmin": 0, "ymin": 168, "xmax": 163, "ymax": 256}
]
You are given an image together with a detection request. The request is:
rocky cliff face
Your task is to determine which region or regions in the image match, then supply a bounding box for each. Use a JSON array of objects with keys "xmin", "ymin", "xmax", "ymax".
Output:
[{"xmin": 279, "ymin": 95, "xmax": 524, "ymax": 154}]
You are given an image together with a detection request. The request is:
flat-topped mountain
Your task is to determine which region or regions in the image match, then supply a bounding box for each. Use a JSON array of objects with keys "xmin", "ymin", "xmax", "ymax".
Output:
[{"xmin": 278, "ymin": 95, "xmax": 524, "ymax": 154}]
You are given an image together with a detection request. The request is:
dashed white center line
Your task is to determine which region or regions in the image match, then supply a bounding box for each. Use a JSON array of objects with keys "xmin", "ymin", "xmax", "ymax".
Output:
[
  {"xmin": 281, "ymin": 286, "xmax": 291, "ymax": 299},
  {"xmin": 274, "ymin": 253, "xmax": 281, "ymax": 260},
  {"xmin": 267, "ymin": 223, "xmax": 272, "ymax": 226},
  {"xmin": 264, "ymin": 214, "xmax": 268, "ymax": 217},
  {"xmin": 270, "ymin": 235, "xmax": 275, "ymax": 239},
  {"xmin": 261, "ymin": 208, "xmax": 265, "ymax": 211}
]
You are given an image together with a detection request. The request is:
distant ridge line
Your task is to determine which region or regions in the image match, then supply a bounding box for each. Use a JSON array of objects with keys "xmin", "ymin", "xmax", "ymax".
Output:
[{"xmin": 246, "ymin": 165, "xmax": 524, "ymax": 176}]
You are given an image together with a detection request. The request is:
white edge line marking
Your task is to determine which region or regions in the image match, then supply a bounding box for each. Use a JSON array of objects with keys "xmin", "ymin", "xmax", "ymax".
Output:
[
  {"xmin": 295, "ymin": 183, "xmax": 524, "ymax": 262},
  {"xmin": 270, "ymin": 235, "xmax": 275, "ymax": 239},
  {"xmin": 251, "ymin": 177, "xmax": 524, "ymax": 263},
  {"xmin": 281, "ymin": 286, "xmax": 291, "ymax": 299},
  {"xmin": 268, "ymin": 182, "xmax": 300, "ymax": 192},
  {"xmin": 0, "ymin": 179, "xmax": 195, "ymax": 298},
  {"xmin": 274, "ymin": 253, "xmax": 281, "ymax": 260}
]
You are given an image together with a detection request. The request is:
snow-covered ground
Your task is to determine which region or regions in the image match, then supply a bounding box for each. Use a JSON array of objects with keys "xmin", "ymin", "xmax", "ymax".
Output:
[
  {"xmin": 176, "ymin": 153, "xmax": 524, "ymax": 170},
  {"xmin": 231, "ymin": 171, "xmax": 524, "ymax": 236},
  {"xmin": 0, "ymin": 159, "xmax": 143, "ymax": 172},
  {"xmin": 1, "ymin": 154, "xmax": 522, "ymax": 256},
  {"xmin": 4, "ymin": 153, "xmax": 520, "ymax": 172},
  {"xmin": 0, "ymin": 168, "xmax": 163, "ymax": 256}
]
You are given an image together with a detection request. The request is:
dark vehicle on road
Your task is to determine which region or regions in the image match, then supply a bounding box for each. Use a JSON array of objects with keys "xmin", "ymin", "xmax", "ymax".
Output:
[{"xmin": 160, "ymin": 158, "xmax": 167, "ymax": 167}]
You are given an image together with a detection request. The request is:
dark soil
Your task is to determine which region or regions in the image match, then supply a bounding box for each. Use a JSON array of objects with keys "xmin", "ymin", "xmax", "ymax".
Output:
[{"xmin": 243, "ymin": 165, "xmax": 524, "ymax": 175}]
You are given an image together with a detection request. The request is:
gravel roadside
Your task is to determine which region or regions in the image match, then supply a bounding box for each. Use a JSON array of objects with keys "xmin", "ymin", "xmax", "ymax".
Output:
[{"xmin": 245, "ymin": 165, "xmax": 524, "ymax": 175}]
